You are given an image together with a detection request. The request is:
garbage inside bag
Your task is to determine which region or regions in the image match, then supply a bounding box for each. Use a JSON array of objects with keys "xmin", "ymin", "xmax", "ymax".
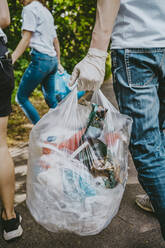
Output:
[
  {"xmin": 27, "ymin": 88, "xmax": 132, "ymax": 236},
  {"xmin": 42, "ymin": 70, "xmax": 85, "ymax": 108}
]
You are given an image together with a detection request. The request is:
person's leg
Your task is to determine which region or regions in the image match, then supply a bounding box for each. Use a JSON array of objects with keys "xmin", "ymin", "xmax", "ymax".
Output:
[
  {"xmin": 0, "ymin": 57, "xmax": 15, "ymax": 219},
  {"xmin": 42, "ymin": 57, "xmax": 58, "ymax": 108},
  {"xmin": 136, "ymin": 54, "xmax": 165, "ymax": 214},
  {"xmin": 0, "ymin": 56, "xmax": 23, "ymax": 241},
  {"xmin": 111, "ymin": 48, "xmax": 165, "ymax": 239},
  {"xmin": 17, "ymin": 53, "xmax": 58, "ymax": 124},
  {"xmin": 16, "ymin": 61, "xmax": 43, "ymax": 124},
  {"xmin": 156, "ymin": 60, "xmax": 165, "ymax": 237},
  {"xmin": 158, "ymin": 80, "xmax": 165, "ymax": 148},
  {"xmin": 0, "ymin": 116, "xmax": 15, "ymax": 219},
  {"xmin": 0, "ymin": 116, "xmax": 23, "ymax": 241}
]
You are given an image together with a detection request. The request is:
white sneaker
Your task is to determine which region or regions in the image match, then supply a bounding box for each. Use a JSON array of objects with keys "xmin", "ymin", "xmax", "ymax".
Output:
[
  {"xmin": 1, "ymin": 211, "xmax": 23, "ymax": 241},
  {"xmin": 135, "ymin": 194, "xmax": 154, "ymax": 213}
]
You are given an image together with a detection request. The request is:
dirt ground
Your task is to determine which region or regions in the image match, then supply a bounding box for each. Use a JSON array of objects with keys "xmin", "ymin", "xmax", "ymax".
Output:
[{"xmin": 7, "ymin": 95, "xmax": 49, "ymax": 147}]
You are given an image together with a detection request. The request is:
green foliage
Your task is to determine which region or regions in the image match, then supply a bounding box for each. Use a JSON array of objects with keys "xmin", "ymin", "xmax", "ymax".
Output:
[
  {"xmin": 6, "ymin": 0, "xmax": 96, "ymax": 72},
  {"xmin": 104, "ymin": 52, "xmax": 111, "ymax": 81},
  {"xmin": 12, "ymin": 58, "xmax": 29, "ymax": 103},
  {"xmin": 5, "ymin": 0, "xmax": 111, "ymax": 104},
  {"xmin": 52, "ymin": 0, "xmax": 96, "ymax": 72}
]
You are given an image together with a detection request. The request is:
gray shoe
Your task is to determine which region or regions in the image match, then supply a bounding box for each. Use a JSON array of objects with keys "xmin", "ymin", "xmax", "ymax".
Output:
[{"xmin": 135, "ymin": 194, "xmax": 154, "ymax": 213}]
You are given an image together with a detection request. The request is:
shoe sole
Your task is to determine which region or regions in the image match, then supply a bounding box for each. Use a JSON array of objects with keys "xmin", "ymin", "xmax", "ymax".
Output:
[
  {"xmin": 135, "ymin": 199, "xmax": 154, "ymax": 213},
  {"xmin": 3, "ymin": 216, "xmax": 23, "ymax": 242}
]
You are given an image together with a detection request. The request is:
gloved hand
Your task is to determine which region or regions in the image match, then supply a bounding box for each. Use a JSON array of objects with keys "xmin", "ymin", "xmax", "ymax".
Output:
[
  {"xmin": 69, "ymin": 48, "xmax": 107, "ymax": 91},
  {"xmin": 58, "ymin": 63, "xmax": 65, "ymax": 74}
]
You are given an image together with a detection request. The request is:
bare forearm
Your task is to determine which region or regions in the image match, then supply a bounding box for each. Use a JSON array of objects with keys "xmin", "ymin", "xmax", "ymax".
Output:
[
  {"xmin": 90, "ymin": 0, "xmax": 120, "ymax": 51},
  {"xmin": 12, "ymin": 37, "xmax": 29, "ymax": 63},
  {"xmin": 53, "ymin": 38, "xmax": 60, "ymax": 62},
  {"xmin": 12, "ymin": 31, "xmax": 32, "ymax": 64},
  {"xmin": 0, "ymin": 0, "xmax": 10, "ymax": 28}
]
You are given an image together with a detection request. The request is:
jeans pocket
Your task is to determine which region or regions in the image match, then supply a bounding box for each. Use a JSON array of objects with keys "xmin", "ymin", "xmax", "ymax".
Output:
[
  {"xmin": 111, "ymin": 50, "xmax": 124, "ymax": 85},
  {"xmin": 31, "ymin": 56, "xmax": 42, "ymax": 71},
  {"xmin": 32, "ymin": 57, "xmax": 52, "ymax": 73},
  {"xmin": 125, "ymin": 49, "xmax": 158, "ymax": 88}
]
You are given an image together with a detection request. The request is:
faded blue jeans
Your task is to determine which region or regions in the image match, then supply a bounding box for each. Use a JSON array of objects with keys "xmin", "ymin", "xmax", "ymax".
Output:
[
  {"xmin": 16, "ymin": 49, "xmax": 58, "ymax": 124},
  {"xmin": 111, "ymin": 48, "xmax": 165, "ymax": 240}
]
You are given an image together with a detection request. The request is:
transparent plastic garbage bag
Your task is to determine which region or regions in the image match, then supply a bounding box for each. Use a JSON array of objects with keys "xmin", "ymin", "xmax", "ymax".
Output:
[{"xmin": 27, "ymin": 87, "xmax": 132, "ymax": 236}]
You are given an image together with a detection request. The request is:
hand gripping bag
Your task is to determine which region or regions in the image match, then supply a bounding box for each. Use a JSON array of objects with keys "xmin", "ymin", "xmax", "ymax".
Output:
[{"xmin": 27, "ymin": 87, "xmax": 132, "ymax": 236}]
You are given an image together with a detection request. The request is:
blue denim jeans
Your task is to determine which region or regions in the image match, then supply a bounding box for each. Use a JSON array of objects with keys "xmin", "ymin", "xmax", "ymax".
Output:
[
  {"xmin": 16, "ymin": 49, "xmax": 58, "ymax": 124},
  {"xmin": 111, "ymin": 48, "xmax": 165, "ymax": 239}
]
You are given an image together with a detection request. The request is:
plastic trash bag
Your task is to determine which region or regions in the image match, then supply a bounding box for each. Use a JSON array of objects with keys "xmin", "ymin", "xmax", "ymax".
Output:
[
  {"xmin": 42, "ymin": 70, "xmax": 85, "ymax": 108},
  {"xmin": 27, "ymin": 87, "xmax": 132, "ymax": 236}
]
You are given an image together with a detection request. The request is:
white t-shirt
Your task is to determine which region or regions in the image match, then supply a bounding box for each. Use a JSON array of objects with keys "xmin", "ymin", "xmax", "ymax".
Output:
[
  {"xmin": 21, "ymin": 1, "xmax": 57, "ymax": 56},
  {"xmin": 111, "ymin": 0, "xmax": 165, "ymax": 49}
]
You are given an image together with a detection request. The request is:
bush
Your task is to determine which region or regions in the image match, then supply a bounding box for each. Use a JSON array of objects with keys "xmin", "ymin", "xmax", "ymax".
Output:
[{"xmin": 7, "ymin": 0, "xmax": 111, "ymax": 105}]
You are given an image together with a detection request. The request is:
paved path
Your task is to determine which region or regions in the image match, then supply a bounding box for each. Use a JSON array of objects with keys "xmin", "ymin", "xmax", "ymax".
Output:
[{"xmin": 0, "ymin": 81, "xmax": 164, "ymax": 248}]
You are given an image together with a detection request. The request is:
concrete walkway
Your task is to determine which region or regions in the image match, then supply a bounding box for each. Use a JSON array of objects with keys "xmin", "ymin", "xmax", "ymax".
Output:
[{"xmin": 0, "ymin": 81, "xmax": 164, "ymax": 248}]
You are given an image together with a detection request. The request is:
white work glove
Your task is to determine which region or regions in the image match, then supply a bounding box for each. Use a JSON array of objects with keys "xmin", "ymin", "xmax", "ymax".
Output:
[
  {"xmin": 58, "ymin": 63, "xmax": 64, "ymax": 74},
  {"xmin": 69, "ymin": 48, "xmax": 107, "ymax": 91}
]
